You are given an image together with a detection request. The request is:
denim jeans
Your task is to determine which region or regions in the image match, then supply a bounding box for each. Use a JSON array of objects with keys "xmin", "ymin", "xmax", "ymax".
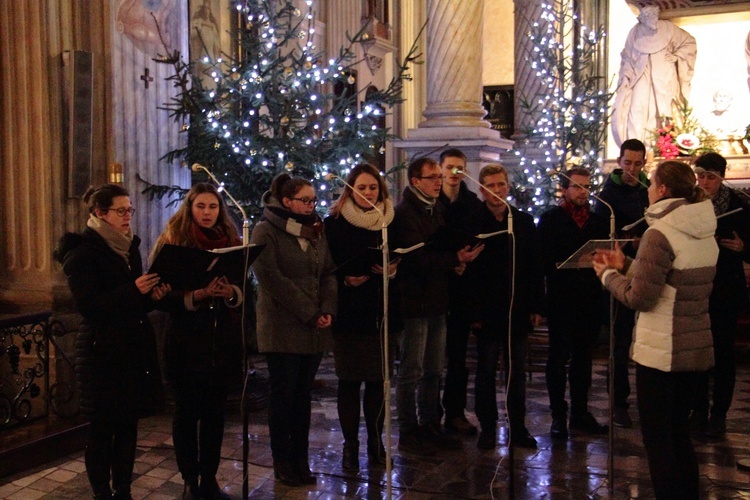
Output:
[
  {"xmin": 266, "ymin": 352, "xmax": 323, "ymax": 464},
  {"xmin": 396, "ymin": 315, "xmax": 446, "ymax": 433}
]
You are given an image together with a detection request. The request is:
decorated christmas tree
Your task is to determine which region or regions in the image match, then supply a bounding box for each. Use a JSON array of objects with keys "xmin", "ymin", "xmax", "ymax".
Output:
[
  {"xmin": 510, "ymin": 0, "xmax": 612, "ymax": 217},
  {"xmin": 146, "ymin": 0, "xmax": 421, "ymax": 220}
]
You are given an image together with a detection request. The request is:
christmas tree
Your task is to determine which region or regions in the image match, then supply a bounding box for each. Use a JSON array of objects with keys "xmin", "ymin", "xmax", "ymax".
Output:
[
  {"xmin": 511, "ymin": 0, "xmax": 612, "ymax": 217},
  {"xmin": 146, "ymin": 0, "xmax": 421, "ymax": 220}
]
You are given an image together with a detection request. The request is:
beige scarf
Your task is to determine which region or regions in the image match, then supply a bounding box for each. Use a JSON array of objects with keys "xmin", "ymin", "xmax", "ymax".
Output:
[
  {"xmin": 340, "ymin": 197, "xmax": 394, "ymax": 231},
  {"xmin": 87, "ymin": 214, "xmax": 133, "ymax": 265}
]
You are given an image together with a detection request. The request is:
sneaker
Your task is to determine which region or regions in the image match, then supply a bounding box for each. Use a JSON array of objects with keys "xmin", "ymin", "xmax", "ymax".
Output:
[
  {"xmin": 510, "ymin": 427, "xmax": 538, "ymax": 449},
  {"xmin": 613, "ymin": 407, "xmax": 633, "ymax": 428},
  {"xmin": 444, "ymin": 415, "xmax": 478, "ymax": 436},
  {"xmin": 398, "ymin": 429, "xmax": 437, "ymax": 456},
  {"xmin": 419, "ymin": 422, "xmax": 462, "ymax": 450},
  {"xmin": 705, "ymin": 416, "xmax": 726, "ymax": 439},
  {"xmin": 569, "ymin": 412, "xmax": 608, "ymax": 435},
  {"xmin": 550, "ymin": 416, "xmax": 568, "ymax": 440},
  {"xmin": 477, "ymin": 428, "xmax": 496, "ymax": 450}
]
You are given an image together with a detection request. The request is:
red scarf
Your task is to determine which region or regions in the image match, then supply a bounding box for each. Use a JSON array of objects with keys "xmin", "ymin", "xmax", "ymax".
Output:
[
  {"xmin": 190, "ymin": 224, "xmax": 237, "ymax": 250},
  {"xmin": 561, "ymin": 199, "xmax": 590, "ymax": 229}
]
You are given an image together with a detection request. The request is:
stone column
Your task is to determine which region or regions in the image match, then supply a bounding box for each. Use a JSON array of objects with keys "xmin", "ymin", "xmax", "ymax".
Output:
[{"xmin": 396, "ymin": 0, "xmax": 512, "ymax": 184}]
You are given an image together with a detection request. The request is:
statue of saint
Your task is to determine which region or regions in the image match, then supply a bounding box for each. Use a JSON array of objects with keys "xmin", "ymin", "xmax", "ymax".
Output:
[{"xmin": 611, "ymin": 5, "xmax": 697, "ymax": 147}]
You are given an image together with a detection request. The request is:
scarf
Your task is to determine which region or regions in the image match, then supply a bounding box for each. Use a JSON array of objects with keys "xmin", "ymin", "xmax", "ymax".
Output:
[
  {"xmin": 87, "ymin": 214, "xmax": 133, "ymax": 265},
  {"xmin": 262, "ymin": 195, "xmax": 324, "ymax": 241},
  {"xmin": 561, "ymin": 199, "xmax": 591, "ymax": 229},
  {"xmin": 408, "ymin": 185, "xmax": 437, "ymax": 214},
  {"xmin": 340, "ymin": 197, "xmax": 394, "ymax": 231},
  {"xmin": 711, "ymin": 184, "xmax": 732, "ymax": 216},
  {"xmin": 190, "ymin": 224, "xmax": 233, "ymax": 250}
]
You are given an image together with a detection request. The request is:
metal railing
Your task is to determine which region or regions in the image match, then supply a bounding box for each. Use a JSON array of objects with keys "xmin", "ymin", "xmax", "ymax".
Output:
[{"xmin": 0, "ymin": 311, "xmax": 78, "ymax": 429}]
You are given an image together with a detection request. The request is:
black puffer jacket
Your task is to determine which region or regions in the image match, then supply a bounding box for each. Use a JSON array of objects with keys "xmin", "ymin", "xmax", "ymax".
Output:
[{"xmin": 55, "ymin": 228, "xmax": 161, "ymax": 421}]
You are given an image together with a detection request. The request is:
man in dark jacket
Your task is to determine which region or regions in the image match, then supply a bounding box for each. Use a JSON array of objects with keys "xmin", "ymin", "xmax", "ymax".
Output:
[
  {"xmin": 692, "ymin": 152, "xmax": 750, "ymax": 438},
  {"xmin": 391, "ymin": 157, "xmax": 483, "ymax": 456},
  {"xmin": 538, "ymin": 167, "xmax": 609, "ymax": 439},
  {"xmin": 437, "ymin": 148, "xmax": 484, "ymax": 436},
  {"xmin": 594, "ymin": 138, "xmax": 649, "ymax": 428}
]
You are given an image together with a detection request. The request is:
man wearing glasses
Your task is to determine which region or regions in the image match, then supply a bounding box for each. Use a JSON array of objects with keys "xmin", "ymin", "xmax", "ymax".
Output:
[
  {"xmin": 690, "ymin": 152, "xmax": 750, "ymax": 438},
  {"xmin": 391, "ymin": 157, "xmax": 483, "ymax": 456}
]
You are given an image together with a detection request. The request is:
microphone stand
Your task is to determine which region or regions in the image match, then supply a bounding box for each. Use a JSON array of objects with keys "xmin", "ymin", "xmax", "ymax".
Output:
[
  {"xmin": 454, "ymin": 168, "xmax": 516, "ymax": 497},
  {"xmin": 191, "ymin": 163, "xmax": 254, "ymax": 500},
  {"xmin": 328, "ymin": 173, "xmax": 394, "ymax": 498},
  {"xmin": 554, "ymin": 170, "xmax": 616, "ymax": 493}
]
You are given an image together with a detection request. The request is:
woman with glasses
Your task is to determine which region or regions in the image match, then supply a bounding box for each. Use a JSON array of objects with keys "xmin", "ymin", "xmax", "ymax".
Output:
[
  {"xmin": 150, "ymin": 183, "xmax": 243, "ymax": 500},
  {"xmin": 54, "ymin": 184, "xmax": 167, "ymax": 500},
  {"xmin": 324, "ymin": 164, "xmax": 398, "ymax": 470},
  {"xmin": 250, "ymin": 173, "xmax": 337, "ymax": 486}
]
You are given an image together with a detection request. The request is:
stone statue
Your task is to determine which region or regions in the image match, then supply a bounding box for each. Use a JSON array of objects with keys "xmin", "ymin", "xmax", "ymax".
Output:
[
  {"xmin": 745, "ymin": 29, "xmax": 750, "ymax": 92},
  {"xmin": 611, "ymin": 5, "xmax": 697, "ymax": 147}
]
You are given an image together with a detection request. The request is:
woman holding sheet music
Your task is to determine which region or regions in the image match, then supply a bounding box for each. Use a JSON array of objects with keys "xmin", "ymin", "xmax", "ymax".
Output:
[
  {"xmin": 54, "ymin": 184, "xmax": 167, "ymax": 500},
  {"xmin": 250, "ymin": 173, "xmax": 337, "ymax": 487},
  {"xmin": 151, "ymin": 183, "xmax": 243, "ymax": 500},
  {"xmin": 324, "ymin": 163, "xmax": 398, "ymax": 470}
]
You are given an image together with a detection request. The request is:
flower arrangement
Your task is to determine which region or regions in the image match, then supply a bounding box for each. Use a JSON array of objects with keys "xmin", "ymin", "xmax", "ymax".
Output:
[{"xmin": 651, "ymin": 100, "xmax": 717, "ymax": 159}]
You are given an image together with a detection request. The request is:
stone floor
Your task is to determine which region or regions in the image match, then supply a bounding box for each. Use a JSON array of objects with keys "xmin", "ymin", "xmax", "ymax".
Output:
[{"xmin": 2, "ymin": 353, "xmax": 750, "ymax": 499}]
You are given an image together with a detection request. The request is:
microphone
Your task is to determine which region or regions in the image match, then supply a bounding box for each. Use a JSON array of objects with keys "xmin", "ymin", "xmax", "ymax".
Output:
[
  {"xmin": 192, "ymin": 163, "xmax": 250, "ymax": 244},
  {"xmin": 553, "ymin": 170, "xmax": 616, "ymax": 240},
  {"xmin": 451, "ymin": 167, "xmax": 513, "ymax": 235},
  {"xmin": 612, "ymin": 168, "xmax": 650, "ymax": 190}
]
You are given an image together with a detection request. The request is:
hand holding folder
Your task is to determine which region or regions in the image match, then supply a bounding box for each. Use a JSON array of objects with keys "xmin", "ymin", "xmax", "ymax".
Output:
[{"xmin": 148, "ymin": 243, "xmax": 265, "ymax": 290}]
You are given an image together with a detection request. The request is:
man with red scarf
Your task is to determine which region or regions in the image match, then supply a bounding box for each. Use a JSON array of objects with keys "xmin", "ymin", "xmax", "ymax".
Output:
[{"xmin": 538, "ymin": 167, "xmax": 610, "ymax": 439}]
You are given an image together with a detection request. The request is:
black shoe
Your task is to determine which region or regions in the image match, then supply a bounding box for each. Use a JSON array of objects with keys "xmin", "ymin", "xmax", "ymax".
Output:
[
  {"xmin": 613, "ymin": 407, "xmax": 633, "ymax": 428},
  {"xmin": 295, "ymin": 460, "xmax": 317, "ymax": 485},
  {"xmin": 182, "ymin": 480, "xmax": 201, "ymax": 500},
  {"xmin": 342, "ymin": 441, "xmax": 359, "ymax": 471},
  {"xmin": 705, "ymin": 416, "xmax": 726, "ymax": 439},
  {"xmin": 477, "ymin": 428, "xmax": 496, "ymax": 450},
  {"xmin": 112, "ymin": 491, "xmax": 132, "ymax": 500},
  {"xmin": 550, "ymin": 417, "xmax": 568, "ymax": 439},
  {"xmin": 511, "ymin": 427, "xmax": 537, "ymax": 449},
  {"xmin": 397, "ymin": 429, "xmax": 437, "ymax": 456},
  {"xmin": 689, "ymin": 410, "xmax": 708, "ymax": 434},
  {"xmin": 420, "ymin": 422, "xmax": 462, "ymax": 450},
  {"xmin": 570, "ymin": 412, "xmax": 608, "ymax": 435},
  {"xmin": 444, "ymin": 415, "xmax": 478, "ymax": 436},
  {"xmin": 200, "ymin": 477, "xmax": 231, "ymax": 500},
  {"xmin": 367, "ymin": 441, "xmax": 390, "ymax": 467},
  {"xmin": 273, "ymin": 460, "xmax": 301, "ymax": 487}
]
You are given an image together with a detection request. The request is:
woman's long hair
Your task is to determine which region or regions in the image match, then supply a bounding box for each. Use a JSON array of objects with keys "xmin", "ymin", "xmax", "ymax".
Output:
[
  {"xmin": 150, "ymin": 183, "xmax": 240, "ymax": 261},
  {"xmin": 653, "ymin": 160, "xmax": 706, "ymax": 203},
  {"xmin": 328, "ymin": 163, "xmax": 389, "ymax": 218}
]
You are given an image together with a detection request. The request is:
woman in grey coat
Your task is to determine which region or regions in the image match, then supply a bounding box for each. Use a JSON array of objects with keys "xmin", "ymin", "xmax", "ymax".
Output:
[{"xmin": 250, "ymin": 173, "xmax": 337, "ymax": 487}]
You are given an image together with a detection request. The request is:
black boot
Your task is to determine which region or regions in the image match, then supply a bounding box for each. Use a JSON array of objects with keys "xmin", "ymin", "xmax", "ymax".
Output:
[{"xmin": 342, "ymin": 441, "xmax": 359, "ymax": 471}]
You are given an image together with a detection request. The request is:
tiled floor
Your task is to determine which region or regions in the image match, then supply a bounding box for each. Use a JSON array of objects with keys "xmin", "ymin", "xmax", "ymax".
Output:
[{"xmin": 2, "ymin": 352, "xmax": 750, "ymax": 499}]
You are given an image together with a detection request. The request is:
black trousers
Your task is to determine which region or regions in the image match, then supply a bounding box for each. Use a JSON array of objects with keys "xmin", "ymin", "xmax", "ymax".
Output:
[
  {"xmin": 694, "ymin": 307, "xmax": 739, "ymax": 420},
  {"xmin": 442, "ymin": 307, "xmax": 473, "ymax": 420},
  {"xmin": 337, "ymin": 379, "xmax": 385, "ymax": 451},
  {"xmin": 636, "ymin": 364, "xmax": 699, "ymax": 500},
  {"xmin": 85, "ymin": 417, "xmax": 138, "ymax": 497},
  {"xmin": 266, "ymin": 352, "xmax": 322, "ymax": 466},
  {"xmin": 611, "ymin": 303, "xmax": 635, "ymax": 410},
  {"xmin": 172, "ymin": 378, "xmax": 229, "ymax": 484}
]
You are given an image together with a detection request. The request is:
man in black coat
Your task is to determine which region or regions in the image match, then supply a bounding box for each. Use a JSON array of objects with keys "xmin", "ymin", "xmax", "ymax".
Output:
[
  {"xmin": 692, "ymin": 152, "xmax": 750, "ymax": 438},
  {"xmin": 594, "ymin": 138, "xmax": 649, "ymax": 428},
  {"xmin": 390, "ymin": 157, "xmax": 483, "ymax": 456},
  {"xmin": 538, "ymin": 167, "xmax": 609, "ymax": 439}
]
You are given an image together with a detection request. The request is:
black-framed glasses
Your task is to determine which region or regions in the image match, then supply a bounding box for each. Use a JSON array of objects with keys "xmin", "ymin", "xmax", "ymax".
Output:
[
  {"xmin": 291, "ymin": 197, "xmax": 318, "ymax": 206},
  {"xmin": 418, "ymin": 175, "xmax": 444, "ymax": 182},
  {"xmin": 106, "ymin": 207, "xmax": 136, "ymax": 217}
]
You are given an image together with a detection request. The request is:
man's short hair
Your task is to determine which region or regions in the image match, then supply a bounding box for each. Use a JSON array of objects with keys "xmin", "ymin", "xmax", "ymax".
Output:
[
  {"xmin": 694, "ymin": 152, "xmax": 727, "ymax": 178},
  {"xmin": 560, "ymin": 167, "xmax": 590, "ymax": 189},
  {"xmin": 408, "ymin": 157, "xmax": 439, "ymax": 181},
  {"xmin": 619, "ymin": 139, "xmax": 646, "ymax": 159},
  {"xmin": 439, "ymin": 148, "xmax": 466, "ymax": 165},
  {"xmin": 478, "ymin": 164, "xmax": 508, "ymax": 185}
]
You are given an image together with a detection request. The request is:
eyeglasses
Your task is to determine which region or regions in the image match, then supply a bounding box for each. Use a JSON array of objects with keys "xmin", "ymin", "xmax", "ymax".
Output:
[
  {"xmin": 418, "ymin": 175, "xmax": 444, "ymax": 182},
  {"xmin": 291, "ymin": 197, "xmax": 318, "ymax": 206},
  {"xmin": 106, "ymin": 207, "xmax": 136, "ymax": 217}
]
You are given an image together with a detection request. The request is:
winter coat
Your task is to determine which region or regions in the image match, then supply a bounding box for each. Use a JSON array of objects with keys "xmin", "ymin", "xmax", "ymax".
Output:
[
  {"xmin": 390, "ymin": 187, "xmax": 460, "ymax": 319},
  {"xmin": 710, "ymin": 187, "xmax": 750, "ymax": 314},
  {"xmin": 250, "ymin": 207, "xmax": 337, "ymax": 355},
  {"xmin": 600, "ymin": 198, "xmax": 718, "ymax": 372},
  {"xmin": 537, "ymin": 204, "xmax": 610, "ymax": 332},
  {"xmin": 55, "ymin": 228, "xmax": 161, "ymax": 421},
  {"xmin": 595, "ymin": 172, "xmax": 650, "ymax": 257}
]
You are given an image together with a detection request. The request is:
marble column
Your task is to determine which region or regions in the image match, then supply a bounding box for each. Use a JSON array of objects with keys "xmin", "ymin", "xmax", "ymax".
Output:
[{"xmin": 396, "ymin": 0, "xmax": 512, "ymax": 182}]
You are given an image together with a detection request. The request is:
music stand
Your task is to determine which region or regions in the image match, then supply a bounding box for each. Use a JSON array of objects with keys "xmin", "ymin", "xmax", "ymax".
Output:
[{"xmin": 556, "ymin": 239, "xmax": 634, "ymax": 270}]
